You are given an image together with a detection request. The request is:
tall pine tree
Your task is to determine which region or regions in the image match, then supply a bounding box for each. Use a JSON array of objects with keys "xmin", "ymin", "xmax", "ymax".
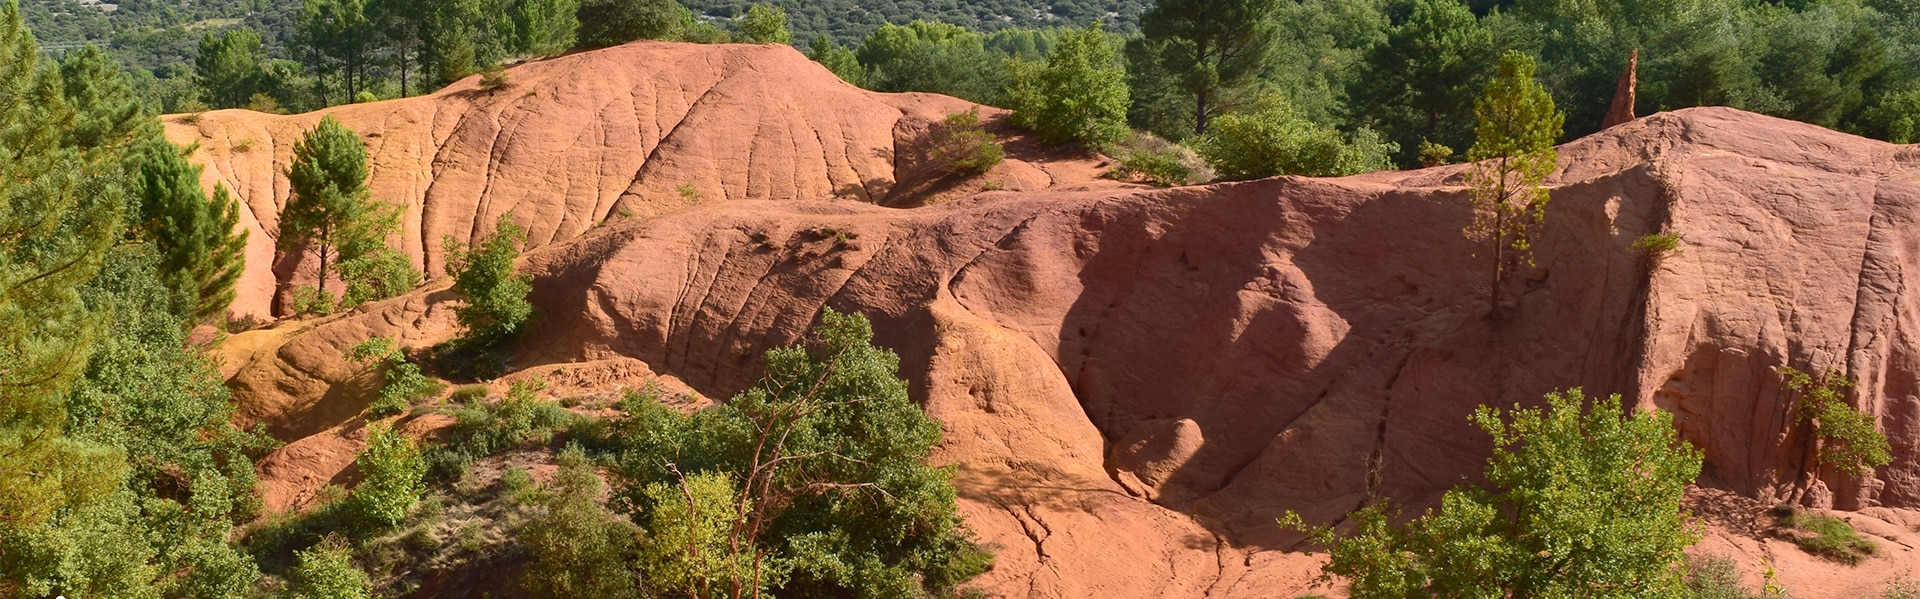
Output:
[
  {"xmin": 132, "ymin": 140, "xmax": 248, "ymax": 324},
  {"xmin": 1133, "ymin": 0, "xmax": 1281, "ymax": 135},
  {"xmin": 1350, "ymin": 0, "xmax": 1497, "ymax": 167},
  {"xmin": 1464, "ymin": 51, "xmax": 1563, "ymax": 316}
]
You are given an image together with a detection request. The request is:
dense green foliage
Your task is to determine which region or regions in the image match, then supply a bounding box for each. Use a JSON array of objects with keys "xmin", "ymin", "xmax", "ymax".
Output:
[
  {"xmin": 928, "ymin": 107, "xmax": 1006, "ymax": 174},
  {"xmin": 1006, "ymin": 21, "xmax": 1129, "ymax": 146},
  {"xmin": 290, "ymin": 537, "xmax": 371, "ymax": 599},
  {"xmin": 1776, "ymin": 507, "xmax": 1877, "ymax": 565},
  {"xmin": 1776, "ymin": 366, "xmax": 1893, "ymax": 480},
  {"xmin": 587, "ymin": 310, "xmax": 992, "ymax": 598},
  {"xmin": 443, "ymin": 214, "xmax": 534, "ymax": 347},
  {"xmin": 348, "ymin": 337, "xmax": 446, "ymax": 418},
  {"xmin": 1286, "ymin": 389, "xmax": 1703, "ymax": 598},
  {"xmin": 1349, "ymin": 0, "xmax": 1494, "ymax": 167},
  {"xmin": 739, "ymin": 3, "xmax": 792, "ymax": 44},
  {"xmin": 132, "ymin": 138, "xmax": 249, "ymax": 323},
  {"xmin": 280, "ymin": 115, "xmax": 417, "ymax": 313},
  {"xmin": 3, "ymin": 5, "xmax": 269, "ymax": 596},
  {"xmin": 577, "ymin": 0, "xmax": 686, "ymax": 46},
  {"xmin": 349, "ymin": 423, "xmax": 428, "ymax": 528},
  {"xmin": 1130, "ymin": 0, "xmax": 1278, "ymax": 136},
  {"xmin": 424, "ymin": 381, "xmax": 579, "ymax": 481},
  {"xmin": 1190, "ymin": 93, "xmax": 1396, "ymax": 178},
  {"xmin": 1464, "ymin": 51, "xmax": 1562, "ymax": 315},
  {"xmin": 519, "ymin": 446, "xmax": 643, "ymax": 598}
]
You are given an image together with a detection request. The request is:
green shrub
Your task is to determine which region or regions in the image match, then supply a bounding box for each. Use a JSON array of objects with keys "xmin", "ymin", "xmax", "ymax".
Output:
[
  {"xmin": 424, "ymin": 380, "xmax": 577, "ymax": 481},
  {"xmin": 1776, "ymin": 366, "xmax": 1892, "ymax": 479},
  {"xmin": 1776, "ymin": 506, "xmax": 1877, "ymax": 565},
  {"xmin": 1633, "ymin": 232, "xmax": 1684, "ymax": 264},
  {"xmin": 289, "ymin": 536, "xmax": 370, "ymax": 599},
  {"xmin": 1004, "ymin": 21, "xmax": 1129, "ymax": 147},
  {"xmin": 348, "ymin": 338, "xmax": 446, "ymax": 418},
  {"xmin": 449, "ymin": 384, "xmax": 490, "ymax": 404},
  {"xmin": 478, "ymin": 68, "xmax": 509, "ymax": 91},
  {"xmin": 1418, "ymin": 140, "xmax": 1454, "ymax": 167},
  {"xmin": 1685, "ymin": 554, "xmax": 1767, "ymax": 599},
  {"xmin": 1285, "ymin": 389, "xmax": 1702, "ymax": 597},
  {"xmin": 350, "ymin": 423, "xmax": 426, "ymax": 529},
  {"xmin": 930, "ymin": 107, "xmax": 1004, "ymax": 175},
  {"xmin": 737, "ymin": 4, "xmax": 792, "ymax": 44},
  {"xmin": 439, "ymin": 214, "xmax": 534, "ymax": 379},
  {"xmin": 1107, "ymin": 131, "xmax": 1212, "ymax": 186},
  {"xmin": 1192, "ymin": 95, "xmax": 1398, "ymax": 180},
  {"xmin": 594, "ymin": 310, "xmax": 991, "ymax": 597},
  {"xmin": 519, "ymin": 446, "xmax": 641, "ymax": 598}
]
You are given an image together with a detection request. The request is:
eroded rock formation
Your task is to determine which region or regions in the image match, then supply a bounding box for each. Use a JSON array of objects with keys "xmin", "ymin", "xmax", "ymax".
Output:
[{"xmin": 201, "ymin": 42, "xmax": 1920, "ymax": 598}]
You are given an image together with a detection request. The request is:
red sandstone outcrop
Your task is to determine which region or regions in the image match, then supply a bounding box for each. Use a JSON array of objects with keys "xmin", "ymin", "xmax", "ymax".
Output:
[
  {"xmin": 165, "ymin": 41, "xmax": 1129, "ymax": 320},
  {"xmin": 1603, "ymin": 49, "xmax": 1638, "ymax": 128},
  {"xmin": 218, "ymin": 96, "xmax": 1920, "ymax": 595}
]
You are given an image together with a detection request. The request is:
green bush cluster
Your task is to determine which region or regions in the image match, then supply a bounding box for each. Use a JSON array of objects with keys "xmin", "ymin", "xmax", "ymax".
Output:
[
  {"xmin": 580, "ymin": 310, "xmax": 992, "ymax": 598},
  {"xmin": 348, "ymin": 338, "xmax": 447, "ymax": 418},
  {"xmin": 423, "ymin": 381, "xmax": 578, "ymax": 481},
  {"xmin": 929, "ymin": 107, "xmax": 1005, "ymax": 174},
  {"xmin": 1776, "ymin": 506, "xmax": 1878, "ymax": 565}
]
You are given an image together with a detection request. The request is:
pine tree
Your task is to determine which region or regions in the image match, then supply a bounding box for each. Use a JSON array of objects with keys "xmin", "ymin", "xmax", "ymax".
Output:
[
  {"xmin": 369, "ymin": 0, "xmax": 429, "ymax": 97},
  {"xmin": 196, "ymin": 28, "xmax": 268, "ymax": 109},
  {"xmin": 280, "ymin": 116, "xmax": 416, "ymax": 313},
  {"xmin": 1464, "ymin": 50, "xmax": 1562, "ymax": 316},
  {"xmin": 511, "ymin": 0, "xmax": 580, "ymax": 55},
  {"xmin": 297, "ymin": 0, "xmax": 377, "ymax": 104},
  {"xmin": 132, "ymin": 139, "xmax": 248, "ymax": 324},
  {"xmin": 1350, "ymin": 0, "xmax": 1497, "ymax": 167},
  {"xmin": 1135, "ymin": 0, "xmax": 1281, "ymax": 135},
  {"xmin": 1007, "ymin": 21, "xmax": 1130, "ymax": 147},
  {"xmin": 738, "ymin": 4, "xmax": 792, "ymax": 44},
  {"xmin": 808, "ymin": 34, "xmax": 864, "ymax": 85},
  {"xmin": 576, "ymin": 0, "xmax": 683, "ymax": 47},
  {"xmin": 0, "ymin": 0, "xmax": 131, "ymax": 532}
]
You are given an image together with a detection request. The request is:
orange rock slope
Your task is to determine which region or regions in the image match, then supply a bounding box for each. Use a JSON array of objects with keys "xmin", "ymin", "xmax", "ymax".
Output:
[
  {"xmin": 198, "ymin": 42, "xmax": 1920, "ymax": 598},
  {"xmin": 165, "ymin": 41, "xmax": 1128, "ymax": 320}
]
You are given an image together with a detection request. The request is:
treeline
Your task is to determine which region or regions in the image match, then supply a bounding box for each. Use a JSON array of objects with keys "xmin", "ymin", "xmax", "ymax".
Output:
[{"xmin": 800, "ymin": 0, "xmax": 1920, "ymax": 182}]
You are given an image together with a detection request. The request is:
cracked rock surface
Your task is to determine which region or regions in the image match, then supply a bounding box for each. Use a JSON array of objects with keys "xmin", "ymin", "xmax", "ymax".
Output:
[{"xmin": 205, "ymin": 42, "xmax": 1920, "ymax": 598}]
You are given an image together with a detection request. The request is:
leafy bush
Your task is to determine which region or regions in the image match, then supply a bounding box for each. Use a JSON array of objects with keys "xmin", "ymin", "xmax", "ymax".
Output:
[
  {"xmin": 424, "ymin": 381, "xmax": 578, "ymax": 482},
  {"xmin": 1004, "ymin": 21, "xmax": 1129, "ymax": 147},
  {"xmin": 350, "ymin": 424, "xmax": 427, "ymax": 529},
  {"xmin": 478, "ymin": 68, "xmax": 510, "ymax": 92},
  {"xmin": 1192, "ymin": 95, "xmax": 1398, "ymax": 180},
  {"xmin": 738, "ymin": 4, "xmax": 793, "ymax": 44},
  {"xmin": 929, "ymin": 107, "xmax": 1005, "ymax": 175},
  {"xmin": 1775, "ymin": 506, "xmax": 1877, "ymax": 565},
  {"xmin": 1685, "ymin": 554, "xmax": 1767, "ymax": 599},
  {"xmin": 439, "ymin": 214, "xmax": 534, "ymax": 378},
  {"xmin": 1107, "ymin": 131, "xmax": 1212, "ymax": 186},
  {"xmin": 1776, "ymin": 366, "xmax": 1892, "ymax": 479},
  {"xmin": 519, "ymin": 446, "xmax": 642, "ymax": 598},
  {"xmin": 1285, "ymin": 389, "xmax": 1703, "ymax": 597},
  {"xmin": 1418, "ymin": 140, "xmax": 1454, "ymax": 167},
  {"xmin": 449, "ymin": 384, "xmax": 490, "ymax": 404},
  {"xmin": 347, "ymin": 338, "xmax": 446, "ymax": 418},
  {"xmin": 590, "ymin": 310, "xmax": 992, "ymax": 598},
  {"xmin": 290, "ymin": 536, "xmax": 370, "ymax": 599}
]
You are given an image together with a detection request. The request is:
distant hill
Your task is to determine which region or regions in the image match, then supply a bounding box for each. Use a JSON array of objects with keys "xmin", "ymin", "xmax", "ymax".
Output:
[
  {"xmin": 681, "ymin": 0, "xmax": 1147, "ymax": 43},
  {"xmin": 22, "ymin": 0, "xmax": 300, "ymax": 72}
]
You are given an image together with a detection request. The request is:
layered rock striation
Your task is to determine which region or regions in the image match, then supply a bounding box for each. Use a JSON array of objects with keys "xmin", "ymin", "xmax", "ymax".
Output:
[{"xmin": 199, "ymin": 41, "xmax": 1920, "ymax": 598}]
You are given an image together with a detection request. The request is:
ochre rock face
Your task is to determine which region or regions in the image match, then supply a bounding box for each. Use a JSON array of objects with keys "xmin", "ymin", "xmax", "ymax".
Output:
[
  {"xmin": 165, "ymin": 41, "xmax": 1121, "ymax": 320},
  {"xmin": 206, "ymin": 41, "xmax": 1920, "ymax": 597}
]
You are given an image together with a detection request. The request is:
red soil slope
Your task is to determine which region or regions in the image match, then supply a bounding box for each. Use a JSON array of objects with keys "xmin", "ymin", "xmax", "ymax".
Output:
[
  {"xmin": 200, "ymin": 43, "xmax": 1920, "ymax": 598},
  {"xmin": 165, "ymin": 41, "xmax": 1131, "ymax": 320}
]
